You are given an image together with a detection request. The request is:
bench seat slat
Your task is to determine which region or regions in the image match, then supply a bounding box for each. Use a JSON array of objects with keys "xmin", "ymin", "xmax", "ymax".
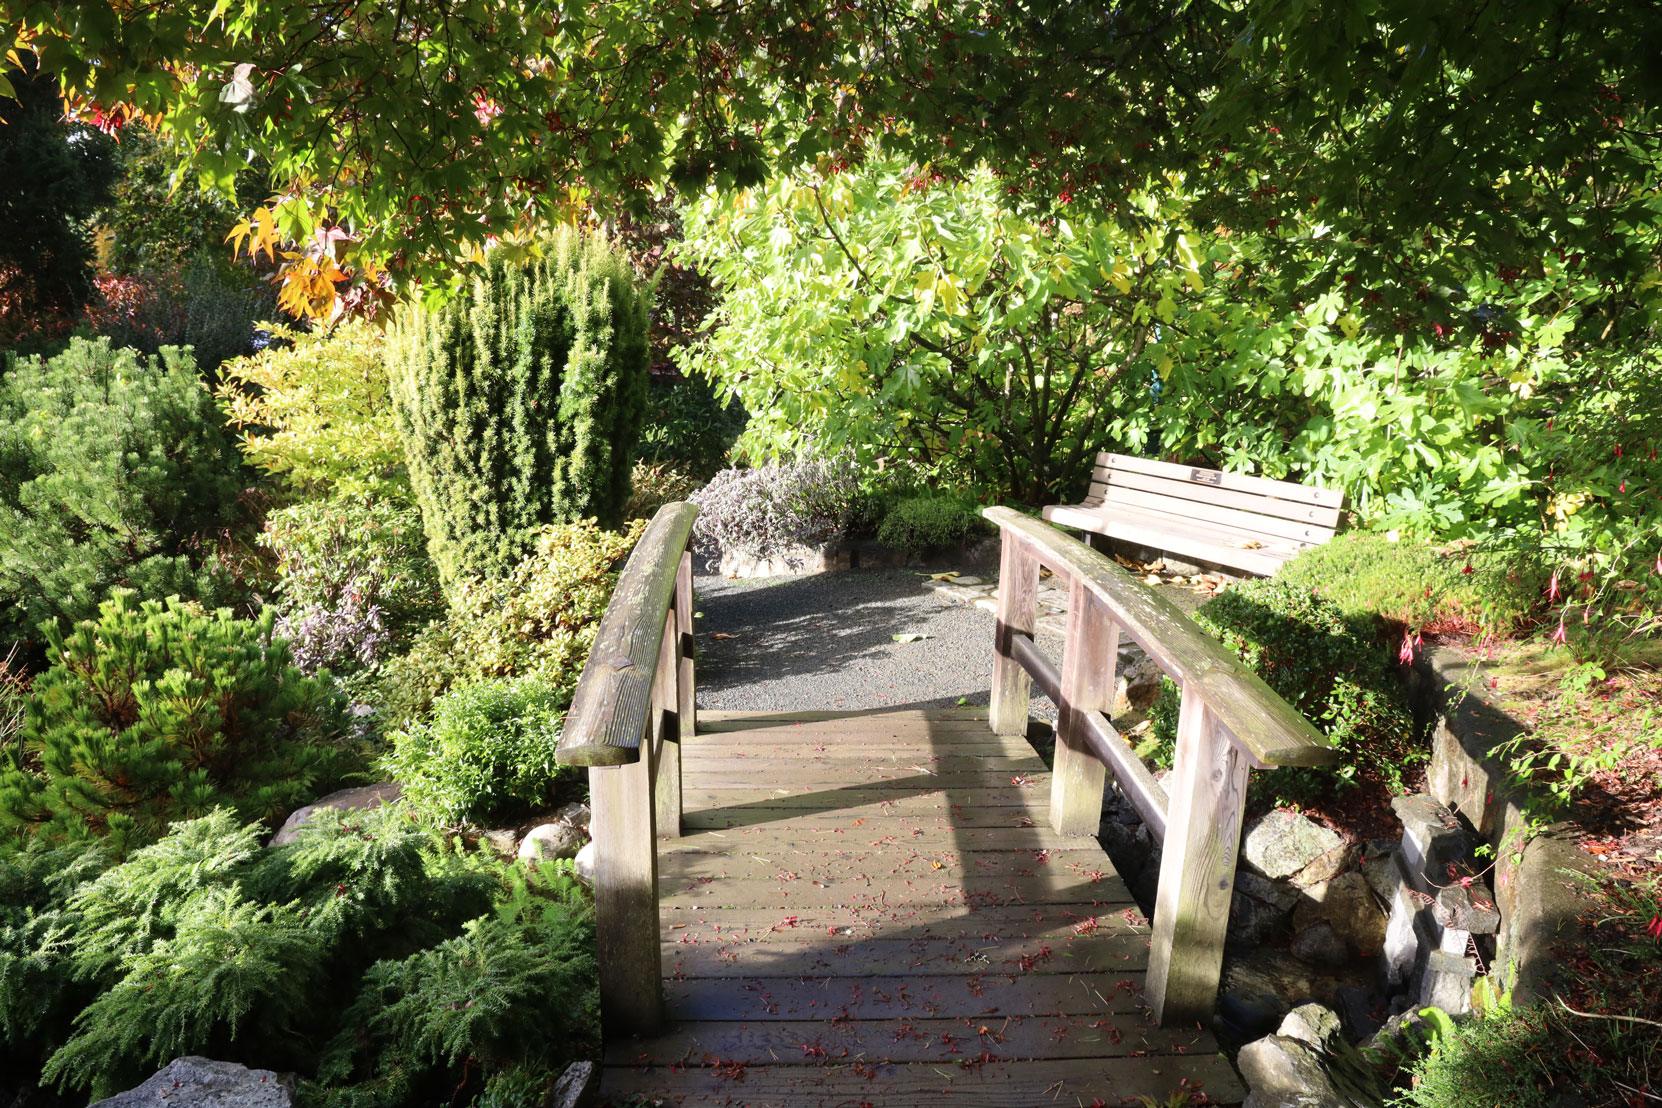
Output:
[
  {"xmin": 1097, "ymin": 467, "xmax": 1343, "ymax": 529},
  {"xmin": 1042, "ymin": 503, "xmax": 1300, "ymax": 578}
]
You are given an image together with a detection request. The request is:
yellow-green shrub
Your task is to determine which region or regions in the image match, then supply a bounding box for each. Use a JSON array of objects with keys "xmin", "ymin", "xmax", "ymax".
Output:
[{"xmin": 372, "ymin": 520, "xmax": 643, "ymax": 729}]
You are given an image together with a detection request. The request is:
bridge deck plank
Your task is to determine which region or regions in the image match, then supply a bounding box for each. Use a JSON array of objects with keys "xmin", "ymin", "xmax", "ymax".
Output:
[{"xmin": 599, "ymin": 709, "xmax": 1245, "ymax": 1106}]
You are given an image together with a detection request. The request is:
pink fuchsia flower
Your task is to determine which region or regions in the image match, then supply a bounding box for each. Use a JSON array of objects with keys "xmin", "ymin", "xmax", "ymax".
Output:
[
  {"xmin": 1647, "ymin": 913, "xmax": 1662, "ymax": 942},
  {"xmin": 1551, "ymin": 619, "xmax": 1568, "ymax": 646},
  {"xmin": 1547, "ymin": 572, "xmax": 1561, "ymax": 601}
]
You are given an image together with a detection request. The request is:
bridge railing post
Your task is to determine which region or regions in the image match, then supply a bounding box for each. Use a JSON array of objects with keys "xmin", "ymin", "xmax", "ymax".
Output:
[
  {"xmin": 1146, "ymin": 683, "xmax": 1251, "ymax": 1024},
  {"xmin": 555, "ymin": 503, "xmax": 700, "ymax": 1038},
  {"xmin": 981, "ymin": 506, "xmax": 1336, "ymax": 1026},
  {"xmin": 990, "ymin": 535, "xmax": 1039, "ymax": 737},
  {"xmin": 589, "ymin": 737, "xmax": 662, "ymax": 1035}
]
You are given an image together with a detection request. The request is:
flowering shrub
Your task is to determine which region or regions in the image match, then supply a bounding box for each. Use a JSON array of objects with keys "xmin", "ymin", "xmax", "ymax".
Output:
[
  {"xmin": 689, "ymin": 456, "xmax": 861, "ymax": 557},
  {"xmin": 261, "ymin": 494, "xmax": 442, "ymax": 670},
  {"xmin": 1281, "ymin": 533, "xmax": 1549, "ymax": 639},
  {"xmin": 276, "ymin": 590, "xmax": 394, "ymax": 676}
]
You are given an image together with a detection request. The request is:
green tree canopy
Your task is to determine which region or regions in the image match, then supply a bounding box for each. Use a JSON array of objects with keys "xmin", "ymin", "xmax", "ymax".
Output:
[{"xmin": 5, "ymin": 1, "xmax": 1656, "ymax": 316}]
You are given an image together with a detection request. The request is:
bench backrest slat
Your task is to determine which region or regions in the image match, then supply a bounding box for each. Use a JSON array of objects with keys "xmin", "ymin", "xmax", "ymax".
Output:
[
  {"xmin": 1101, "ymin": 483, "xmax": 1335, "ymax": 546},
  {"xmin": 1097, "ymin": 452, "xmax": 1342, "ymax": 508},
  {"xmin": 1093, "ymin": 464, "xmax": 1343, "ymax": 529}
]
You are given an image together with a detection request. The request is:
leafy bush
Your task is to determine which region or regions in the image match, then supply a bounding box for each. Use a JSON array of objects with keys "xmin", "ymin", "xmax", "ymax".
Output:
[
  {"xmin": 0, "ymin": 592, "xmax": 354, "ymax": 854},
  {"xmin": 1147, "ymin": 578, "xmax": 1419, "ymax": 803},
  {"xmin": 1280, "ymin": 533, "xmax": 1548, "ymax": 636},
  {"xmin": 0, "ymin": 808, "xmax": 594, "ymax": 1104},
  {"xmin": 370, "ymin": 520, "xmax": 642, "ymax": 730},
  {"xmin": 0, "ymin": 337, "xmax": 246, "ymax": 649},
  {"xmin": 383, "ymin": 678, "xmax": 569, "ymax": 827},
  {"xmin": 389, "ymin": 232, "xmax": 651, "ymax": 591},
  {"xmin": 637, "ymin": 372, "xmax": 746, "ymax": 477},
  {"xmin": 262, "ymin": 494, "xmax": 444, "ymax": 675},
  {"xmin": 689, "ymin": 456, "xmax": 861, "ymax": 557},
  {"xmin": 624, "ymin": 460, "xmax": 703, "ymax": 521},
  {"xmin": 876, "ymin": 496, "xmax": 987, "ymax": 554},
  {"xmin": 217, "ymin": 321, "xmax": 408, "ymax": 497}
]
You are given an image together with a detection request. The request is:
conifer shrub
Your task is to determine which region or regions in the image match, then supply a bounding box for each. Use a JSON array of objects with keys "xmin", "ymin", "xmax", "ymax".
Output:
[
  {"xmin": 370, "ymin": 520, "xmax": 642, "ymax": 730},
  {"xmin": 1146, "ymin": 578, "xmax": 1419, "ymax": 804},
  {"xmin": 389, "ymin": 232, "xmax": 651, "ymax": 592},
  {"xmin": 0, "ymin": 592, "xmax": 356, "ymax": 854},
  {"xmin": 0, "ymin": 808, "xmax": 595, "ymax": 1104},
  {"xmin": 0, "ymin": 337, "xmax": 246, "ymax": 649},
  {"xmin": 383, "ymin": 677, "xmax": 570, "ymax": 828}
]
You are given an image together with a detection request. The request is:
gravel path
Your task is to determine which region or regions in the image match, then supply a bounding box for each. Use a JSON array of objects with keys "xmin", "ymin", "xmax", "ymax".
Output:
[{"xmin": 692, "ymin": 567, "xmax": 1063, "ymax": 717}]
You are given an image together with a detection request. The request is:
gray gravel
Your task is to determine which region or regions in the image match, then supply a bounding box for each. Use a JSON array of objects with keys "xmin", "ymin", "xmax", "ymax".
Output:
[{"xmin": 692, "ymin": 567, "xmax": 1062, "ymax": 718}]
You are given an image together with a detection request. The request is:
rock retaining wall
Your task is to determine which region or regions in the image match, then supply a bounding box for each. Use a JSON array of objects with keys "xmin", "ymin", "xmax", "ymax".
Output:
[{"xmin": 1405, "ymin": 646, "xmax": 1596, "ymax": 1005}]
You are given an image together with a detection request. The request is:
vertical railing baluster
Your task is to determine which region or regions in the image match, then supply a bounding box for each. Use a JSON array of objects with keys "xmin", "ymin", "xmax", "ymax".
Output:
[
  {"xmin": 1052, "ymin": 581, "xmax": 1116, "ymax": 836},
  {"xmin": 652, "ymin": 607, "xmax": 682, "ymax": 838},
  {"xmin": 1146, "ymin": 683, "xmax": 1250, "ymax": 1024},
  {"xmin": 990, "ymin": 535, "xmax": 1040, "ymax": 737},
  {"xmin": 675, "ymin": 552, "xmax": 696, "ymax": 760}
]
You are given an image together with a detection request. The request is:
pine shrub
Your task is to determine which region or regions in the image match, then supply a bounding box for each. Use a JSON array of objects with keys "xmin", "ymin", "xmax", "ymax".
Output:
[
  {"xmin": 0, "ymin": 337, "xmax": 246, "ymax": 649},
  {"xmin": 389, "ymin": 232, "xmax": 650, "ymax": 591},
  {"xmin": 1147, "ymin": 578, "xmax": 1419, "ymax": 804},
  {"xmin": 0, "ymin": 808, "xmax": 593, "ymax": 1103},
  {"xmin": 0, "ymin": 591, "xmax": 355, "ymax": 853}
]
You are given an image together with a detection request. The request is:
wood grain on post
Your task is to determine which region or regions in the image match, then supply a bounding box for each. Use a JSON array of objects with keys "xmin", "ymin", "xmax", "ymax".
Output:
[
  {"xmin": 982, "ymin": 507, "xmax": 1334, "ymax": 769},
  {"xmin": 591, "ymin": 748, "xmax": 663, "ymax": 1036},
  {"xmin": 653, "ymin": 606, "xmax": 682, "ymax": 838},
  {"xmin": 990, "ymin": 534, "xmax": 1039, "ymax": 737},
  {"xmin": 556, "ymin": 502, "xmax": 699, "ymax": 766},
  {"xmin": 1052, "ymin": 580, "xmax": 1114, "ymax": 836},
  {"xmin": 1146, "ymin": 683, "xmax": 1250, "ymax": 1024}
]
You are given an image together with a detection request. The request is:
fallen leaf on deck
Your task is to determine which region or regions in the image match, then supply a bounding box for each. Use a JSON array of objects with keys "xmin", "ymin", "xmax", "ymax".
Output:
[
  {"xmin": 1143, "ymin": 574, "xmax": 1163, "ymax": 585},
  {"xmin": 711, "ymin": 632, "xmax": 736, "ymax": 639},
  {"xmin": 892, "ymin": 633, "xmax": 930, "ymax": 643}
]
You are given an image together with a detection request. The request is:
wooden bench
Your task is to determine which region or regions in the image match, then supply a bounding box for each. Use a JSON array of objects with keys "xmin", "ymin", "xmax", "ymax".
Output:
[{"xmin": 1043, "ymin": 452, "xmax": 1342, "ymax": 577}]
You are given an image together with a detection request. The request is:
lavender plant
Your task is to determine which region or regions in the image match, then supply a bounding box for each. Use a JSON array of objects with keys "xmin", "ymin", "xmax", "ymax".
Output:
[{"xmin": 689, "ymin": 456, "xmax": 861, "ymax": 558}]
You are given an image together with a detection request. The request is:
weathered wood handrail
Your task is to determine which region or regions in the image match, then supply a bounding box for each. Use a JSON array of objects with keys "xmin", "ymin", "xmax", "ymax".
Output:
[
  {"xmin": 556, "ymin": 501, "xmax": 698, "ymax": 1036},
  {"xmin": 983, "ymin": 505, "xmax": 1337, "ymax": 1025}
]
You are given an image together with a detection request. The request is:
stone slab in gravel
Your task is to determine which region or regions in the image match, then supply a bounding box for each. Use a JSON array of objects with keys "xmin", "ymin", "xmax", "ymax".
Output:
[{"xmin": 693, "ymin": 567, "xmax": 1062, "ymax": 719}]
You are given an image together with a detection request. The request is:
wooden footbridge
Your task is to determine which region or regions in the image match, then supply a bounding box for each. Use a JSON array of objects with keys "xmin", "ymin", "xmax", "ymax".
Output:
[{"xmin": 558, "ymin": 505, "xmax": 1338, "ymax": 1107}]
